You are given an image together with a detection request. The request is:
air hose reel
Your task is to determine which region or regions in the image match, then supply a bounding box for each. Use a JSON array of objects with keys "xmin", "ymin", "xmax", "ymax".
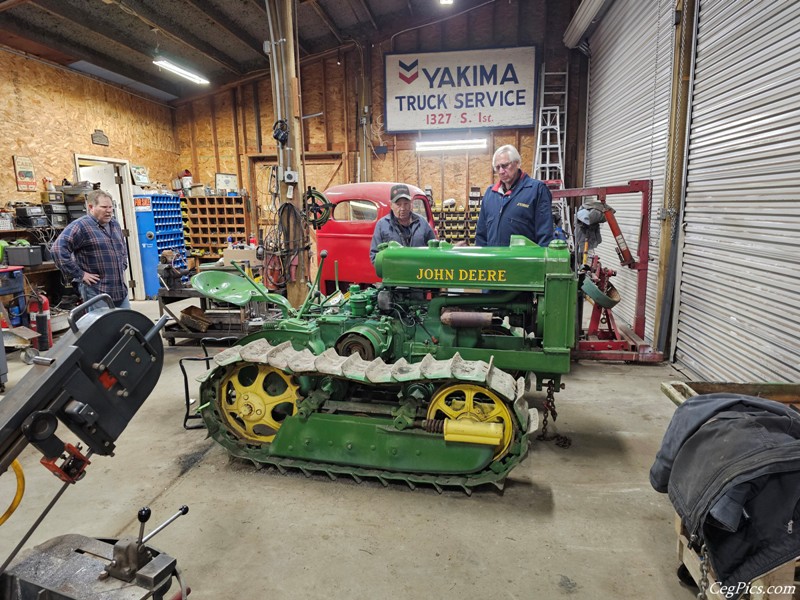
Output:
[{"xmin": 304, "ymin": 187, "xmax": 332, "ymax": 229}]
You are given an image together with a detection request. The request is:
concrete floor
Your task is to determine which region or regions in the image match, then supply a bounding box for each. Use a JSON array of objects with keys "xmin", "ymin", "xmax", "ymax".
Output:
[{"xmin": 0, "ymin": 300, "xmax": 693, "ymax": 599}]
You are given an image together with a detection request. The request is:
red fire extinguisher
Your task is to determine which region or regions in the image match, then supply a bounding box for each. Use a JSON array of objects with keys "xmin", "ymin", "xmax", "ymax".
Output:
[{"xmin": 28, "ymin": 292, "xmax": 53, "ymax": 351}]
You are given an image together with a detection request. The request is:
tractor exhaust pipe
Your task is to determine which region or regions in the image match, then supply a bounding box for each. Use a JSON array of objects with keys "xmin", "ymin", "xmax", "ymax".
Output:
[{"xmin": 440, "ymin": 310, "xmax": 493, "ymax": 328}]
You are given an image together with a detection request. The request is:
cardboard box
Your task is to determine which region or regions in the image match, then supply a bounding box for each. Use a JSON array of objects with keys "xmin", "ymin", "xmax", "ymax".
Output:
[
  {"xmin": 5, "ymin": 246, "xmax": 43, "ymax": 267},
  {"xmin": 222, "ymin": 247, "xmax": 259, "ymax": 266}
]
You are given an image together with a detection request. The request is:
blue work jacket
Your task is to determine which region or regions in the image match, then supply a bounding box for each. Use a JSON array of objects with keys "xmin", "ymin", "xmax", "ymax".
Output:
[
  {"xmin": 369, "ymin": 212, "xmax": 436, "ymax": 264},
  {"xmin": 475, "ymin": 172, "xmax": 554, "ymax": 247}
]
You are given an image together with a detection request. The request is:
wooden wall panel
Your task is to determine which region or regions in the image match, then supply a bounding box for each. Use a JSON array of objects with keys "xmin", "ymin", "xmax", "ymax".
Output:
[
  {"xmin": 371, "ymin": 153, "xmax": 394, "ymax": 184},
  {"xmin": 468, "ymin": 5, "xmax": 496, "ymax": 48},
  {"xmin": 191, "ymin": 99, "xmax": 216, "ymax": 184},
  {"xmin": 0, "ymin": 50, "xmax": 177, "ymax": 202},
  {"xmin": 256, "ymin": 78, "xmax": 273, "ymax": 152},
  {"xmin": 251, "ymin": 162, "xmax": 277, "ymax": 223},
  {"xmin": 444, "ymin": 154, "xmax": 469, "ymax": 205},
  {"xmin": 418, "ymin": 23, "xmax": 442, "ymax": 52},
  {"xmin": 443, "ymin": 13, "xmax": 469, "ymax": 51},
  {"xmin": 396, "ymin": 149, "xmax": 417, "ymax": 188},
  {"xmin": 418, "ymin": 155, "xmax": 441, "ymax": 205},
  {"xmin": 520, "ymin": 132, "xmax": 538, "ymax": 175},
  {"xmin": 469, "ymin": 153, "xmax": 491, "ymax": 195},
  {"xmin": 301, "ymin": 62, "xmax": 326, "ymax": 152},
  {"xmin": 326, "ymin": 57, "xmax": 346, "ymax": 152},
  {"xmin": 212, "ymin": 92, "xmax": 237, "ymax": 179},
  {"xmin": 494, "ymin": 1, "xmax": 520, "ymax": 43},
  {"xmin": 238, "ymin": 85, "xmax": 255, "ymax": 155},
  {"xmin": 304, "ymin": 159, "xmax": 344, "ymax": 193},
  {"xmin": 174, "ymin": 107, "xmax": 194, "ymax": 176},
  {"xmin": 174, "ymin": 0, "xmax": 577, "ymax": 209}
]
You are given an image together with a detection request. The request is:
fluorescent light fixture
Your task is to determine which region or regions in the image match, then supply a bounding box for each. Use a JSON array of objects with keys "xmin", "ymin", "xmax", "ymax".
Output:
[
  {"xmin": 153, "ymin": 57, "xmax": 209, "ymax": 85},
  {"xmin": 416, "ymin": 138, "xmax": 487, "ymax": 152},
  {"xmin": 440, "ymin": 0, "xmax": 454, "ymax": 4}
]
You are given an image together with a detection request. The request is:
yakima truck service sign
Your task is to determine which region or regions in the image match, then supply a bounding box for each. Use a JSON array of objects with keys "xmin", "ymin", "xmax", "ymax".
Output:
[{"xmin": 384, "ymin": 47, "xmax": 537, "ymax": 133}]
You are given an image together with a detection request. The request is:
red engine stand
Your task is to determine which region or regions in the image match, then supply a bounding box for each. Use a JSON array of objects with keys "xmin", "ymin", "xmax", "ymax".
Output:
[{"xmin": 552, "ymin": 180, "xmax": 664, "ymax": 363}]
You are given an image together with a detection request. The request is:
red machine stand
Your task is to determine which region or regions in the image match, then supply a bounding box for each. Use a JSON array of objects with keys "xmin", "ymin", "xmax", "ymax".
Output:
[{"xmin": 552, "ymin": 180, "xmax": 664, "ymax": 363}]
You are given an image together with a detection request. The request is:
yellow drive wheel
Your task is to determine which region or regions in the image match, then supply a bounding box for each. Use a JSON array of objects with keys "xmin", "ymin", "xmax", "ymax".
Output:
[
  {"xmin": 218, "ymin": 363, "xmax": 299, "ymax": 443},
  {"xmin": 426, "ymin": 384, "xmax": 514, "ymax": 459}
]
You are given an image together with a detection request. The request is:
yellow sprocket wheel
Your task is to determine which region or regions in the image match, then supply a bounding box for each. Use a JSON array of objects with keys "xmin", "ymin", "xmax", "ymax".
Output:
[
  {"xmin": 426, "ymin": 383, "xmax": 515, "ymax": 459},
  {"xmin": 218, "ymin": 363, "xmax": 299, "ymax": 443}
]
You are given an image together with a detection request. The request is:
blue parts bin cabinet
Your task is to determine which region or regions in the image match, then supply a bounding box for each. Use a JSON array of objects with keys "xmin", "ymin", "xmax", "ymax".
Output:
[
  {"xmin": 134, "ymin": 196, "xmax": 159, "ymax": 298},
  {"xmin": 151, "ymin": 194, "xmax": 187, "ymax": 268},
  {"xmin": 135, "ymin": 194, "xmax": 187, "ymax": 298}
]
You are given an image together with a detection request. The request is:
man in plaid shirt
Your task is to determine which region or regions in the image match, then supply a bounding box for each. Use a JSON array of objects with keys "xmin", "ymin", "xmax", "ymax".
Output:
[{"xmin": 53, "ymin": 189, "xmax": 130, "ymax": 310}]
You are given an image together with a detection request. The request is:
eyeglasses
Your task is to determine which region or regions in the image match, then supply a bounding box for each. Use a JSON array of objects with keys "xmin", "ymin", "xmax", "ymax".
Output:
[{"xmin": 494, "ymin": 161, "xmax": 515, "ymax": 172}]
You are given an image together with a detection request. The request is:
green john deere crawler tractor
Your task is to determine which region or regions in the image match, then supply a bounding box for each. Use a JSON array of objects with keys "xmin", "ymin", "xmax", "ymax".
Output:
[{"xmin": 193, "ymin": 236, "xmax": 576, "ymax": 491}]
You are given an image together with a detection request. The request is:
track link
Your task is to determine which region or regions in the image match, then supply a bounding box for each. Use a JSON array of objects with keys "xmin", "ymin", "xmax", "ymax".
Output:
[{"xmin": 198, "ymin": 339, "xmax": 535, "ymax": 492}]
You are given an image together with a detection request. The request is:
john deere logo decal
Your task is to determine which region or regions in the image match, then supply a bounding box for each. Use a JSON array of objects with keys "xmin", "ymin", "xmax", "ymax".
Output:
[{"xmin": 399, "ymin": 59, "xmax": 418, "ymax": 84}]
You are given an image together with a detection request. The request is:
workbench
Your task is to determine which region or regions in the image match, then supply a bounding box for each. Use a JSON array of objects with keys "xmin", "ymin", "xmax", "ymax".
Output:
[{"xmin": 156, "ymin": 287, "xmax": 269, "ymax": 345}]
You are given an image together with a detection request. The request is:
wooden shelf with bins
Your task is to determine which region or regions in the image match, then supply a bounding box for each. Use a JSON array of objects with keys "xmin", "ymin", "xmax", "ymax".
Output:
[
  {"xmin": 182, "ymin": 196, "xmax": 251, "ymax": 258},
  {"xmin": 437, "ymin": 199, "xmax": 480, "ymax": 245}
]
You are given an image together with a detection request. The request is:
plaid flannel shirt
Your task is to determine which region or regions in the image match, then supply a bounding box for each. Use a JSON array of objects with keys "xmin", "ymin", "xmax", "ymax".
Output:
[{"xmin": 52, "ymin": 214, "xmax": 129, "ymax": 302}]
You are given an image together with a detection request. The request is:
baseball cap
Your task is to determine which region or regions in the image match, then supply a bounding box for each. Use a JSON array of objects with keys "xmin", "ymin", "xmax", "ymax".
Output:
[{"xmin": 390, "ymin": 184, "xmax": 412, "ymax": 203}]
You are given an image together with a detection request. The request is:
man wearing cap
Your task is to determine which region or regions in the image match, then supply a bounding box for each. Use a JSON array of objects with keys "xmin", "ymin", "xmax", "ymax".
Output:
[
  {"xmin": 369, "ymin": 183, "xmax": 436, "ymax": 264},
  {"xmin": 475, "ymin": 144, "xmax": 554, "ymax": 247}
]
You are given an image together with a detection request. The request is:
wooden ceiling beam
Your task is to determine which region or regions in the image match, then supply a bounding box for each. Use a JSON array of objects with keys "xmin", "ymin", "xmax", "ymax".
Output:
[
  {"xmin": 30, "ymin": 0, "xmax": 156, "ymax": 63},
  {"xmin": 0, "ymin": 0, "xmax": 31, "ymax": 13},
  {"xmin": 105, "ymin": 0, "xmax": 243, "ymax": 74},
  {"xmin": 249, "ymin": 0, "xmax": 311, "ymax": 56},
  {"xmin": 352, "ymin": 0, "xmax": 378, "ymax": 30},
  {"xmin": 183, "ymin": 0, "xmax": 266, "ymax": 60},
  {"xmin": 0, "ymin": 14, "xmax": 184, "ymax": 97},
  {"xmin": 307, "ymin": 0, "xmax": 343, "ymax": 44}
]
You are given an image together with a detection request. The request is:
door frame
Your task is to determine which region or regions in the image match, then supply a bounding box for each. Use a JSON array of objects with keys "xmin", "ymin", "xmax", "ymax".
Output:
[{"xmin": 72, "ymin": 154, "xmax": 145, "ymax": 300}]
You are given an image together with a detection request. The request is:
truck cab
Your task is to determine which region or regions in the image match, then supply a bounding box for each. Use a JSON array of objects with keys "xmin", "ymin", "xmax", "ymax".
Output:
[{"xmin": 316, "ymin": 182, "xmax": 436, "ymax": 294}]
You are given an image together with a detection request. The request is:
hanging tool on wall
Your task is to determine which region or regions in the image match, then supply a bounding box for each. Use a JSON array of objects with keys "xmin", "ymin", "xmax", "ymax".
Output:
[{"xmin": 303, "ymin": 187, "xmax": 332, "ymax": 230}]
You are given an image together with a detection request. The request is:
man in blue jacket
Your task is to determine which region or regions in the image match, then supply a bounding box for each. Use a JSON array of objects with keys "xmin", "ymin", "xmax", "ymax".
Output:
[
  {"xmin": 369, "ymin": 183, "xmax": 436, "ymax": 264},
  {"xmin": 475, "ymin": 145, "xmax": 554, "ymax": 247}
]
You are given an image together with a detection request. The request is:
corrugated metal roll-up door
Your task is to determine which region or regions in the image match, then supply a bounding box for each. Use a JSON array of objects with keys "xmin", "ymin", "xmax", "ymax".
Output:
[
  {"xmin": 674, "ymin": 0, "xmax": 800, "ymax": 382},
  {"xmin": 583, "ymin": 0, "xmax": 674, "ymax": 343}
]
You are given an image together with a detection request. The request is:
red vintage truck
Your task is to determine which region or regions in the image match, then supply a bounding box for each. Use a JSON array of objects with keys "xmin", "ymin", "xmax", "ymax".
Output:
[{"xmin": 316, "ymin": 182, "xmax": 437, "ymax": 294}]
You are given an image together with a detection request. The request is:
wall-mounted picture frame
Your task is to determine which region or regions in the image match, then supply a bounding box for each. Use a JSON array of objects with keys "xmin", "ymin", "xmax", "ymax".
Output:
[
  {"xmin": 130, "ymin": 164, "xmax": 150, "ymax": 185},
  {"xmin": 215, "ymin": 172, "xmax": 238, "ymax": 192},
  {"xmin": 13, "ymin": 155, "xmax": 36, "ymax": 191}
]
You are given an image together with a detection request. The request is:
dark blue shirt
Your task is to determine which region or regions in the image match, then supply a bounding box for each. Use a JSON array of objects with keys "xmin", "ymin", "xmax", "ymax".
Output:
[
  {"xmin": 475, "ymin": 172, "xmax": 554, "ymax": 247},
  {"xmin": 53, "ymin": 214, "xmax": 129, "ymax": 302}
]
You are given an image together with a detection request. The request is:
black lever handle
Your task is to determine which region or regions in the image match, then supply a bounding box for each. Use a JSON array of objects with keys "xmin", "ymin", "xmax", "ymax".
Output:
[{"xmin": 137, "ymin": 506, "xmax": 151, "ymax": 545}]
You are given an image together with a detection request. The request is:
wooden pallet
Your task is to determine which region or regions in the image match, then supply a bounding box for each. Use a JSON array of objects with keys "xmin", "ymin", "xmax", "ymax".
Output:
[
  {"xmin": 675, "ymin": 514, "xmax": 799, "ymax": 599},
  {"xmin": 662, "ymin": 381, "xmax": 800, "ymax": 409}
]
